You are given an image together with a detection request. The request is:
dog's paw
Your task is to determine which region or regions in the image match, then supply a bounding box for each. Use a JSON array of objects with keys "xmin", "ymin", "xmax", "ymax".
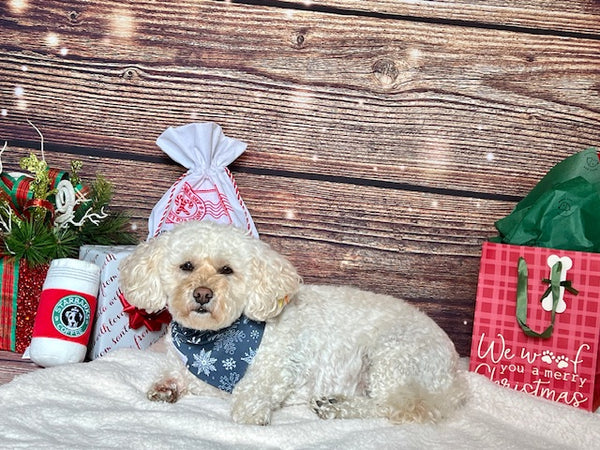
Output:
[
  {"xmin": 147, "ymin": 379, "xmax": 181, "ymax": 403},
  {"xmin": 231, "ymin": 402, "xmax": 273, "ymax": 426},
  {"xmin": 311, "ymin": 396, "xmax": 345, "ymax": 420}
]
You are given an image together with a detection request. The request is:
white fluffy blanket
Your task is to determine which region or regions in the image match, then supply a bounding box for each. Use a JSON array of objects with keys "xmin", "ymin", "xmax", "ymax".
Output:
[{"xmin": 1, "ymin": 349, "xmax": 599, "ymax": 449}]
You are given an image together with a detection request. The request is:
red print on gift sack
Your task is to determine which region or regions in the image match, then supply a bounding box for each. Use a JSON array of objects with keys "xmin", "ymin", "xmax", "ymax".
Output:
[{"xmin": 166, "ymin": 180, "xmax": 233, "ymax": 225}]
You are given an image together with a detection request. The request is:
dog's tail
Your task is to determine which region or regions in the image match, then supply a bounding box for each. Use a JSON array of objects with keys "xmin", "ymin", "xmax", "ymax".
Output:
[{"xmin": 383, "ymin": 373, "xmax": 467, "ymax": 424}]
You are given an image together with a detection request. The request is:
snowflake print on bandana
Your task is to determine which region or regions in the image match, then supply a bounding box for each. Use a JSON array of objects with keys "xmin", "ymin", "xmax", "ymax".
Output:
[
  {"xmin": 222, "ymin": 358, "xmax": 236, "ymax": 371},
  {"xmin": 219, "ymin": 372, "xmax": 241, "ymax": 392},
  {"xmin": 250, "ymin": 329, "xmax": 261, "ymax": 340},
  {"xmin": 192, "ymin": 349, "xmax": 217, "ymax": 376},
  {"xmin": 171, "ymin": 316, "xmax": 265, "ymax": 393},
  {"xmin": 241, "ymin": 348, "xmax": 257, "ymax": 365},
  {"xmin": 212, "ymin": 327, "xmax": 246, "ymax": 355}
]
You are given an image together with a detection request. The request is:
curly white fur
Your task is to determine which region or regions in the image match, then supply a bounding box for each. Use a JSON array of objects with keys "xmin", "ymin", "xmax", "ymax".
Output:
[{"xmin": 119, "ymin": 221, "xmax": 466, "ymax": 425}]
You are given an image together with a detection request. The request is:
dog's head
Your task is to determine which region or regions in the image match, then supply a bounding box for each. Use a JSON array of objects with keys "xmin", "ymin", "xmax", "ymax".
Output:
[{"xmin": 119, "ymin": 221, "xmax": 301, "ymax": 331}]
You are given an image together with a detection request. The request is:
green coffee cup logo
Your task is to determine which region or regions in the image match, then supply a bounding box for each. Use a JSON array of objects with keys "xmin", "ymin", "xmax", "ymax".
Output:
[{"xmin": 52, "ymin": 295, "xmax": 91, "ymax": 338}]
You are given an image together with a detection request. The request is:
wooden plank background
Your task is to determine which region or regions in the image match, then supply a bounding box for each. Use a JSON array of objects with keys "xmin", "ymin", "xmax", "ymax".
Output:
[{"xmin": 0, "ymin": 0, "xmax": 599, "ymax": 357}]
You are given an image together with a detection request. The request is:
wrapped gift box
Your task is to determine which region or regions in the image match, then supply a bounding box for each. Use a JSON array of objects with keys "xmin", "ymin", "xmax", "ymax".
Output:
[{"xmin": 80, "ymin": 245, "xmax": 170, "ymax": 360}]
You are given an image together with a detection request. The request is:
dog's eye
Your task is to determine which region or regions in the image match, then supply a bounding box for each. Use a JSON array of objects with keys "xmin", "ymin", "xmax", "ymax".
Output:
[
  {"xmin": 218, "ymin": 265, "xmax": 234, "ymax": 275},
  {"xmin": 179, "ymin": 261, "xmax": 194, "ymax": 272}
]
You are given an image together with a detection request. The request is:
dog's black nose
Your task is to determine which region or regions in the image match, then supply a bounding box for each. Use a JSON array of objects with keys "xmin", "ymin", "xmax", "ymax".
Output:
[{"xmin": 193, "ymin": 287, "xmax": 213, "ymax": 305}]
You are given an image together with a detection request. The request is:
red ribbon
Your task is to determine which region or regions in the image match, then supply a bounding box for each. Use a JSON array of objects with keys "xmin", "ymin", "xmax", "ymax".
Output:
[
  {"xmin": 0, "ymin": 257, "xmax": 19, "ymax": 351},
  {"xmin": 0, "ymin": 169, "xmax": 69, "ymax": 220},
  {"xmin": 118, "ymin": 290, "xmax": 171, "ymax": 331},
  {"xmin": 23, "ymin": 198, "xmax": 55, "ymax": 220}
]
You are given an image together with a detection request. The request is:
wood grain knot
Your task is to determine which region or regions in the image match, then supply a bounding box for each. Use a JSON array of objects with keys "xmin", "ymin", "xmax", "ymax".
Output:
[
  {"xmin": 293, "ymin": 29, "xmax": 309, "ymax": 48},
  {"xmin": 67, "ymin": 10, "xmax": 81, "ymax": 23},
  {"xmin": 372, "ymin": 58, "xmax": 399, "ymax": 87},
  {"xmin": 121, "ymin": 67, "xmax": 138, "ymax": 80}
]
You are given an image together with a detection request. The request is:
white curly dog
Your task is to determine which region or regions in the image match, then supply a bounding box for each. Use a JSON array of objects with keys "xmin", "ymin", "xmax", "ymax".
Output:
[{"xmin": 119, "ymin": 221, "xmax": 465, "ymax": 425}]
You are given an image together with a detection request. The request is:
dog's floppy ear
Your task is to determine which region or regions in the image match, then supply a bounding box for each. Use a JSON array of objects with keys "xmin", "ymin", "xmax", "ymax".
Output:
[
  {"xmin": 244, "ymin": 241, "xmax": 301, "ymax": 322},
  {"xmin": 119, "ymin": 237, "xmax": 168, "ymax": 313}
]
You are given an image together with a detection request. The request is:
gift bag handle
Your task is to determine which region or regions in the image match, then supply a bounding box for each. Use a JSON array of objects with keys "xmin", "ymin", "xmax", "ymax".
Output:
[{"xmin": 516, "ymin": 257, "xmax": 562, "ymax": 339}]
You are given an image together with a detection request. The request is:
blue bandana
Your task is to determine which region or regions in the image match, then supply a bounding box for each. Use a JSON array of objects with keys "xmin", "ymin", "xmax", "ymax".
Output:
[{"xmin": 171, "ymin": 316, "xmax": 265, "ymax": 393}]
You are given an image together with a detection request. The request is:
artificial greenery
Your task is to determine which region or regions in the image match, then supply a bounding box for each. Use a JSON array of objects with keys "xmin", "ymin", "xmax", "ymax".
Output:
[
  {"xmin": 19, "ymin": 153, "xmax": 54, "ymax": 201},
  {"xmin": 0, "ymin": 152, "xmax": 138, "ymax": 265}
]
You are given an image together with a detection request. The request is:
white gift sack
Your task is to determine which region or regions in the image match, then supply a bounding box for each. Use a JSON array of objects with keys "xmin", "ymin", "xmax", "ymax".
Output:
[{"xmin": 148, "ymin": 123, "xmax": 258, "ymax": 239}]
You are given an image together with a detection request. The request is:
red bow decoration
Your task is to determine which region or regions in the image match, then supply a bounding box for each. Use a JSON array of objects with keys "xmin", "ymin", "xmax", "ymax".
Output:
[
  {"xmin": 0, "ymin": 169, "xmax": 89, "ymax": 223},
  {"xmin": 118, "ymin": 290, "xmax": 171, "ymax": 331}
]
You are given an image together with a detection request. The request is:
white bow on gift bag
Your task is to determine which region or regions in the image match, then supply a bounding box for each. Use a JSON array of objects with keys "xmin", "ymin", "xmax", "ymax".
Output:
[{"xmin": 147, "ymin": 123, "xmax": 258, "ymax": 239}]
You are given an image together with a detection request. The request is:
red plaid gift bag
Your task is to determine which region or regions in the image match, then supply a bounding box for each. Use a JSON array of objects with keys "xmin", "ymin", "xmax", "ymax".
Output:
[{"xmin": 469, "ymin": 242, "xmax": 600, "ymax": 411}]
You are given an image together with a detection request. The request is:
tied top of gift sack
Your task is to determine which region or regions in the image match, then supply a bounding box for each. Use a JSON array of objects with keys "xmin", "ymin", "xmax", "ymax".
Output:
[
  {"xmin": 148, "ymin": 123, "xmax": 258, "ymax": 239},
  {"xmin": 492, "ymin": 147, "xmax": 600, "ymax": 252}
]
